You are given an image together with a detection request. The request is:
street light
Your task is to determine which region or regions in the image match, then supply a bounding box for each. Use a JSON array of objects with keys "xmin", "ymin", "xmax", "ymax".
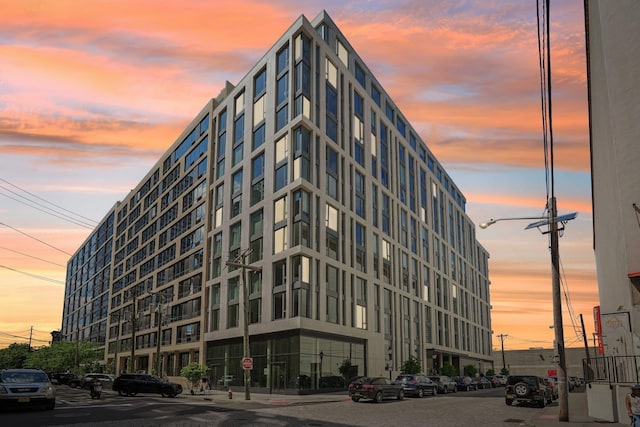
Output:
[
  {"xmin": 480, "ymin": 209, "xmax": 576, "ymax": 421},
  {"xmin": 319, "ymin": 351, "xmax": 324, "ymax": 382}
]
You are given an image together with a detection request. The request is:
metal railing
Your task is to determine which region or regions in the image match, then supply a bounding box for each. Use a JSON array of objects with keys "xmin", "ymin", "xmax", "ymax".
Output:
[{"xmin": 584, "ymin": 355, "xmax": 640, "ymax": 385}]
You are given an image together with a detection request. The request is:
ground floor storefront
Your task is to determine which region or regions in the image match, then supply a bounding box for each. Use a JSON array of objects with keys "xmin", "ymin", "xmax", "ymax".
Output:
[{"xmin": 205, "ymin": 329, "xmax": 365, "ymax": 393}]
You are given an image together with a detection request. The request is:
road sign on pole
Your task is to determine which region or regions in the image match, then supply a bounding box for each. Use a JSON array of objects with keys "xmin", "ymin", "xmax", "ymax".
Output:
[{"xmin": 243, "ymin": 357, "xmax": 253, "ymax": 370}]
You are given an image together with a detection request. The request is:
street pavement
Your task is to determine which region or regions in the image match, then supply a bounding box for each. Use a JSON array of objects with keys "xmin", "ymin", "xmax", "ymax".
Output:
[{"xmin": 176, "ymin": 387, "xmax": 628, "ymax": 426}]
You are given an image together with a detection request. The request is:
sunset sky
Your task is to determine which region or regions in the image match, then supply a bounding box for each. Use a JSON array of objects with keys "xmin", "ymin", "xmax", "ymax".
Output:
[{"xmin": 0, "ymin": 0, "xmax": 595, "ymax": 352}]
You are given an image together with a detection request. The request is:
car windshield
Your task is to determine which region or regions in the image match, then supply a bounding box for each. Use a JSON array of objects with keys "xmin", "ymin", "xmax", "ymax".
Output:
[{"xmin": 1, "ymin": 371, "xmax": 49, "ymax": 383}]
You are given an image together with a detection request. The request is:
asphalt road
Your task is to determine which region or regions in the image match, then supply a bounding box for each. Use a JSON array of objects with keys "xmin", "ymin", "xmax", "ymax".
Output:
[{"xmin": 0, "ymin": 384, "xmax": 586, "ymax": 427}]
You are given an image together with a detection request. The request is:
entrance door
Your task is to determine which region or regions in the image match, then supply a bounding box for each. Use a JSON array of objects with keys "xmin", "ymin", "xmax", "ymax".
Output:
[{"xmin": 271, "ymin": 362, "xmax": 286, "ymax": 391}]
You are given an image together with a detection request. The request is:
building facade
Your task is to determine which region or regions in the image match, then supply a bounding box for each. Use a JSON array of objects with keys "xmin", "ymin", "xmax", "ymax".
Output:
[
  {"xmin": 61, "ymin": 11, "xmax": 491, "ymax": 391},
  {"xmin": 586, "ymin": 1, "xmax": 640, "ymax": 358}
]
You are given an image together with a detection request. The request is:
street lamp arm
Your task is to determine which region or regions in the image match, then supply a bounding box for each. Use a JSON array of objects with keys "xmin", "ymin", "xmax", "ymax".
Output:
[{"xmin": 479, "ymin": 216, "xmax": 548, "ymax": 229}]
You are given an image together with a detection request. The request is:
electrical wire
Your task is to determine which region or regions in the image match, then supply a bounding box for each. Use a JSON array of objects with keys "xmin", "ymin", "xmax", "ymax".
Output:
[
  {"xmin": 0, "ymin": 246, "xmax": 66, "ymax": 267},
  {"xmin": 0, "ymin": 177, "xmax": 98, "ymax": 227},
  {"xmin": 0, "ymin": 222, "xmax": 72, "ymax": 256},
  {"xmin": 0, "ymin": 264, "xmax": 65, "ymax": 285}
]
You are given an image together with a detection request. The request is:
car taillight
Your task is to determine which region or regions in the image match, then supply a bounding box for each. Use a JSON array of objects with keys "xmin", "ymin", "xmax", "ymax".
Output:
[
  {"xmin": 362, "ymin": 384, "xmax": 375, "ymax": 390},
  {"xmin": 408, "ymin": 380, "xmax": 417, "ymax": 385}
]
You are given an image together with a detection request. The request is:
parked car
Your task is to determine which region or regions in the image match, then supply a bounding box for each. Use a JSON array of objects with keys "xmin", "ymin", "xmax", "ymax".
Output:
[
  {"xmin": 48, "ymin": 372, "xmax": 77, "ymax": 385},
  {"xmin": 394, "ymin": 374, "xmax": 437, "ymax": 398},
  {"xmin": 69, "ymin": 373, "xmax": 114, "ymax": 389},
  {"xmin": 476, "ymin": 376, "xmax": 492, "ymax": 389},
  {"xmin": 112, "ymin": 373, "xmax": 182, "ymax": 397},
  {"xmin": 348, "ymin": 376, "xmax": 404, "ymax": 403},
  {"xmin": 493, "ymin": 374, "xmax": 508, "ymax": 386},
  {"xmin": 456, "ymin": 376, "xmax": 477, "ymax": 391},
  {"xmin": 505, "ymin": 374, "xmax": 552, "ymax": 407},
  {"xmin": 217, "ymin": 375, "xmax": 236, "ymax": 387},
  {"xmin": 486, "ymin": 376, "xmax": 499, "ymax": 387},
  {"xmin": 0, "ymin": 368, "xmax": 55, "ymax": 410},
  {"xmin": 429, "ymin": 375, "xmax": 457, "ymax": 394},
  {"xmin": 569, "ymin": 376, "xmax": 580, "ymax": 390},
  {"xmin": 543, "ymin": 377, "xmax": 559, "ymax": 400}
]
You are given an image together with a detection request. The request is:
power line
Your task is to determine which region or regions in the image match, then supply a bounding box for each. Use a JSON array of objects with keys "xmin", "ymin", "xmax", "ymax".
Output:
[
  {"xmin": 0, "ymin": 246, "xmax": 66, "ymax": 267},
  {"xmin": 0, "ymin": 177, "xmax": 98, "ymax": 226},
  {"xmin": 0, "ymin": 264, "xmax": 65, "ymax": 285},
  {"xmin": 0, "ymin": 222, "xmax": 72, "ymax": 256},
  {"xmin": 0, "ymin": 191, "xmax": 94, "ymax": 229}
]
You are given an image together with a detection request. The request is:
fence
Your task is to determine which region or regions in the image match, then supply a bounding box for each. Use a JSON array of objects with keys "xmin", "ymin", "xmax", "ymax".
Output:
[{"xmin": 585, "ymin": 355, "xmax": 640, "ymax": 385}]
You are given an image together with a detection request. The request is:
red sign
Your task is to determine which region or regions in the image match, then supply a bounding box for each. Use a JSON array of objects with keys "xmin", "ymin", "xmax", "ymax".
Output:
[
  {"xmin": 547, "ymin": 369, "xmax": 557, "ymax": 377},
  {"xmin": 242, "ymin": 357, "xmax": 253, "ymax": 370},
  {"xmin": 594, "ymin": 306, "xmax": 605, "ymax": 355}
]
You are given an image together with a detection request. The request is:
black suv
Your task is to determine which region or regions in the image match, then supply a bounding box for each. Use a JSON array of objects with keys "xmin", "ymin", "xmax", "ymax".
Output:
[
  {"xmin": 505, "ymin": 375, "xmax": 552, "ymax": 407},
  {"xmin": 112, "ymin": 374, "xmax": 182, "ymax": 397}
]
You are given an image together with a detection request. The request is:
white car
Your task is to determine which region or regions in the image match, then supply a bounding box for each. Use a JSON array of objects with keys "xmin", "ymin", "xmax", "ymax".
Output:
[{"xmin": 0, "ymin": 368, "xmax": 55, "ymax": 410}]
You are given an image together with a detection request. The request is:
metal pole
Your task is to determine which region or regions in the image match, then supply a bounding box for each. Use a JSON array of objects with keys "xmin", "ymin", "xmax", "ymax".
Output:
[
  {"xmin": 550, "ymin": 196, "xmax": 569, "ymax": 421},
  {"xmin": 156, "ymin": 304, "xmax": 162, "ymax": 377},
  {"xmin": 580, "ymin": 314, "xmax": 591, "ymax": 365}
]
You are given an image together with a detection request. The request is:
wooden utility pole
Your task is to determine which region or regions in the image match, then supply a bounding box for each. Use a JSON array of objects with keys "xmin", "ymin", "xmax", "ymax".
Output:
[
  {"xmin": 496, "ymin": 334, "xmax": 508, "ymax": 373},
  {"xmin": 226, "ymin": 249, "xmax": 262, "ymax": 401}
]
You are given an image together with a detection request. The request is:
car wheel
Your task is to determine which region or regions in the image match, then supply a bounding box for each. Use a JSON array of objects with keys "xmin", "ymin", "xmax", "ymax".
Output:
[
  {"xmin": 418, "ymin": 388, "xmax": 424, "ymax": 398},
  {"xmin": 513, "ymin": 382, "xmax": 530, "ymax": 397},
  {"xmin": 397, "ymin": 390, "xmax": 404, "ymax": 400},
  {"xmin": 442, "ymin": 386, "xmax": 447, "ymax": 394},
  {"xmin": 453, "ymin": 386, "xmax": 457, "ymax": 393},
  {"xmin": 351, "ymin": 396, "xmax": 360, "ymax": 402},
  {"xmin": 375, "ymin": 391, "xmax": 383, "ymax": 403},
  {"xmin": 539, "ymin": 396, "xmax": 547, "ymax": 408},
  {"xmin": 505, "ymin": 398, "xmax": 513, "ymax": 406},
  {"xmin": 118, "ymin": 390, "xmax": 125, "ymax": 396}
]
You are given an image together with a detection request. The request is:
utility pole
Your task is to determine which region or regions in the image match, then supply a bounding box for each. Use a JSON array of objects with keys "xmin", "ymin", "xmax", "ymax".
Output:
[
  {"xmin": 129, "ymin": 288, "xmax": 139, "ymax": 374},
  {"xmin": 496, "ymin": 334, "xmax": 508, "ymax": 373},
  {"xmin": 226, "ymin": 249, "xmax": 262, "ymax": 401},
  {"xmin": 151, "ymin": 292, "xmax": 166, "ymax": 377},
  {"xmin": 28, "ymin": 326, "xmax": 33, "ymax": 352},
  {"xmin": 111, "ymin": 312, "xmax": 123, "ymax": 376},
  {"xmin": 580, "ymin": 314, "xmax": 590, "ymax": 365}
]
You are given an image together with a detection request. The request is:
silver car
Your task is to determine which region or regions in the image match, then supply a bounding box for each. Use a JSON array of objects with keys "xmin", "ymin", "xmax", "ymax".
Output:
[{"xmin": 0, "ymin": 368, "xmax": 55, "ymax": 410}]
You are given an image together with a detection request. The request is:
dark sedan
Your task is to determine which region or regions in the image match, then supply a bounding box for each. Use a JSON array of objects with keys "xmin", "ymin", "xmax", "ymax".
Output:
[
  {"xmin": 395, "ymin": 374, "xmax": 437, "ymax": 398},
  {"xmin": 456, "ymin": 376, "xmax": 477, "ymax": 391},
  {"xmin": 112, "ymin": 374, "xmax": 182, "ymax": 397},
  {"xmin": 348, "ymin": 376, "xmax": 404, "ymax": 403}
]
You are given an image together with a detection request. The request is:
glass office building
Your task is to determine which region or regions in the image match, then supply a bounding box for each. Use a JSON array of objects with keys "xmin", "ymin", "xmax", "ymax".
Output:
[{"xmin": 61, "ymin": 11, "xmax": 491, "ymax": 392}]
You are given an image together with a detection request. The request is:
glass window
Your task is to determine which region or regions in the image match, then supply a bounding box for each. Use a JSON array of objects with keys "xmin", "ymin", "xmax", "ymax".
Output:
[
  {"xmin": 277, "ymin": 44, "xmax": 289, "ymax": 75},
  {"xmin": 254, "ymin": 68, "xmax": 267, "ymax": 97},
  {"xmin": 274, "ymin": 196, "xmax": 287, "ymax": 223}
]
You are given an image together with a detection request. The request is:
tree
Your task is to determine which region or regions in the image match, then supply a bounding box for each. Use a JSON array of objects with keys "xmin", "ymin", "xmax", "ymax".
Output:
[
  {"xmin": 400, "ymin": 356, "xmax": 422, "ymax": 374},
  {"xmin": 180, "ymin": 362, "xmax": 209, "ymax": 394},
  {"xmin": 0, "ymin": 343, "xmax": 30, "ymax": 369},
  {"xmin": 486, "ymin": 369, "xmax": 496, "ymax": 376},
  {"xmin": 440, "ymin": 362, "xmax": 457, "ymax": 377},
  {"xmin": 24, "ymin": 341, "xmax": 102, "ymax": 374},
  {"xmin": 500, "ymin": 367, "xmax": 510, "ymax": 375},
  {"xmin": 463, "ymin": 364, "xmax": 477, "ymax": 377}
]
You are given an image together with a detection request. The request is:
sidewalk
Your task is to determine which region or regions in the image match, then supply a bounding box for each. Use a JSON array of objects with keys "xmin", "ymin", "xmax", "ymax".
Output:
[
  {"xmin": 177, "ymin": 388, "xmax": 349, "ymax": 407},
  {"xmin": 528, "ymin": 391, "xmax": 627, "ymax": 426}
]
